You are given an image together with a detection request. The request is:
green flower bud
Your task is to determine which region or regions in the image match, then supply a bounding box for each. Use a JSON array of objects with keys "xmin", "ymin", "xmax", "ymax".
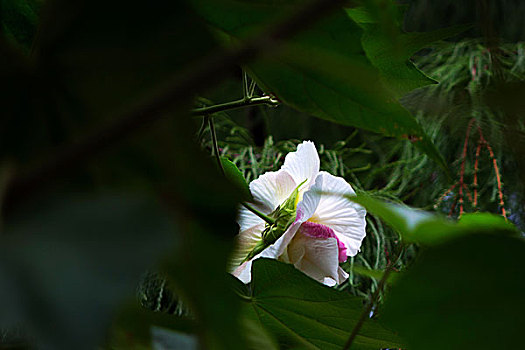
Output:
[{"xmin": 243, "ymin": 179, "xmax": 306, "ymax": 262}]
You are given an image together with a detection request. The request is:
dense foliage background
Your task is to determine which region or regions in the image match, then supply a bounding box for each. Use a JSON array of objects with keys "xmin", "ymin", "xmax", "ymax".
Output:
[{"xmin": 0, "ymin": 0, "xmax": 524, "ymax": 349}]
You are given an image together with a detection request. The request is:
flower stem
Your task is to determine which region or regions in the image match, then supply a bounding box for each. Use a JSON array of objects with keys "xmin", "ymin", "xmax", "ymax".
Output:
[
  {"xmin": 192, "ymin": 96, "xmax": 279, "ymax": 117},
  {"xmin": 342, "ymin": 242, "xmax": 404, "ymax": 350},
  {"xmin": 242, "ymin": 202, "xmax": 275, "ymax": 225}
]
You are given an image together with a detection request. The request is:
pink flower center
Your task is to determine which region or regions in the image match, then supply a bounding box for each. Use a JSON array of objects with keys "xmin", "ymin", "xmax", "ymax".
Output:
[{"xmin": 299, "ymin": 221, "xmax": 347, "ymax": 263}]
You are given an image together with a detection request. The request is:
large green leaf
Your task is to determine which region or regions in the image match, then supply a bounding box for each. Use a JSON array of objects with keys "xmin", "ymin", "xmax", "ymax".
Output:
[
  {"xmin": 382, "ymin": 234, "xmax": 525, "ymax": 349},
  {"xmin": 346, "ymin": 5, "xmax": 470, "ymax": 98},
  {"xmin": 234, "ymin": 258, "xmax": 404, "ymax": 350},
  {"xmin": 192, "ymin": 0, "xmax": 446, "ymax": 169}
]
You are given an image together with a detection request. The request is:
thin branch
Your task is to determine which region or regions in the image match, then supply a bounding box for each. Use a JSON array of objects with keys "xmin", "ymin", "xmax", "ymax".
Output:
[
  {"xmin": 242, "ymin": 71, "xmax": 249, "ymax": 99},
  {"xmin": 208, "ymin": 116, "xmax": 225, "ymax": 176},
  {"xmin": 342, "ymin": 243, "xmax": 404, "ymax": 350},
  {"xmin": 478, "ymin": 127, "xmax": 507, "ymax": 219},
  {"xmin": 458, "ymin": 118, "xmax": 476, "ymax": 218},
  {"xmin": 473, "ymin": 139, "xmax": 482, "ymax": 208},
  {"xmin": 4, "ymin": 0, "xmax": 345, "ymax": 212},
  {"xmin": 192, "ymin": 96, "xmax": 279, "ymax": 117},
  {"xmin": 196, "ymin": 115, "xmax": 209, "ymax": 142}
]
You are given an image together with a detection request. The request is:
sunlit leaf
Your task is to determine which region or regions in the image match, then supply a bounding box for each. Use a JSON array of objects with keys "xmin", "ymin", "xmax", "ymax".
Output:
[
  {"xmin": 234, "ymin": 258, "xmax": 404, "ymax": 350},
  {"xmin": 350, "ymin": 193, "xmax": 516, "ymax": 244}
]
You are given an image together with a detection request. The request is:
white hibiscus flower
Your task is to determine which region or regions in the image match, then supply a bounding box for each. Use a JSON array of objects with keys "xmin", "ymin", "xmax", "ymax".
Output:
[{"xmin": 231, "ymin": 141, "xmax": 366, "ymax": 286}]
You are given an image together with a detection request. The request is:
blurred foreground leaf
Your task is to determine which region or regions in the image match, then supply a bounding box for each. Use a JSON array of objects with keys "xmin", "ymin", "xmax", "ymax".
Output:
[
  {"xmin": 0, "ymin": 0, "xmax": 41, "ymax": 50},
  {"xmin": 0, "ymin": 195, "xmax": 175, "ymax": 349},
  {"xmin": 34, "ymin": 0, "xmax": 215, "ymax": 119},
  {"xmin": 382, "ymin": 234, "xmax": 525, "ymax": 349},
  {"xmin": 1, "ymin": 0, "xmax": 216, "ymax": 164},
  {"xmin": 109, "ymin": 302, "xmax": 196, "ymax": 349},
  {"xmin": 233, "ymin": 258, "xmax": 404, "ymax": 350}
]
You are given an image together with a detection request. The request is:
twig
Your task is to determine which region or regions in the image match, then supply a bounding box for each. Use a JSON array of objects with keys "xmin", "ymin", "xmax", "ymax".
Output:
[
  {"xmin": 458, "ymin": 118, "xmax": 476, "ymax": 217},
  {"xmin": 192, "ymin": 96, "xmax": 279, "ymax": 117},
  {"xmin": 449, "ymin": 196, "xmax": 458, "ymax": 218},
  {"xmin": 342, "ymin": 243, "xmax": 404, "ymax": 350},
  {"xmin": 196, "ymin": 115, "xmax": 209, "ymax": 142},
  {"xmin": 434, "ymin": 182, "xmax": 457, "ymax": 210},
  {"xmin": 473, "ymin": 139, "xmax": 482, "ymax": 208},
  {"xmin": 208, "ymin": 116, "xmax": 225, "ymax": 176},
  {"xmin": 478, "ymin": 127, "xmax": 507, "ymax": 219},
  {"xmin": 3, "ymin": 0, "xmax": 345, "ymax": 212}
]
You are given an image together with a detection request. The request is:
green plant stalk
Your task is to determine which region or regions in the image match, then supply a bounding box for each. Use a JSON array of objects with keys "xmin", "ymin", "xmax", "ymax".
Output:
[
  {"xmin": 241, "ymin": 202, "xmax": 275, "ymax": 225},
  {"xmin": 342, "ymin": 242, "xmax": 404, "ymax": 350},
  {"xmin": 192, "ymin": 96, "xmax": 279, "ymax": 116}
]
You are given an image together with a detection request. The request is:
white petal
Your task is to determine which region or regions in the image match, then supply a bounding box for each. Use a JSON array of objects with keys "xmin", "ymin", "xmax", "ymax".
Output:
[
  {"xmin": 296, "ymin": 177, "xmax": 322, "ymax": 222},
  {"xmin": 321, "ymin": 267, "xmax": 349, "ymax": 286},
  {"xmin": 238, "ymin": 206, "xmax": 264, "ymax": 233},
  {"xmin": 231, "ymin": 237, "xmax": 284, "ymax": 284},
  {"xmin": 232, "ymin": 260, "xmax": 252, "ymax": 284},
  {"xmin": 308, "ymin": 172, "xmax": 366, "ymax": 257},
  {"xmin": 229, "ymin": 223, "xmax": 265, "ymax": 271},
  {"xmin": 281, "ymin": 141, "xmax": 320, "ymax": 190},
  {"xmin": 337, "ymin": 266, "xmax": 349, "ymax": 284},
  {"xmin": 239, "ymin": 170, "xmax": 297, "ymax": 233},
  {"xmin": 263, "ymin": 220, "xmax": 302, "ymax": 258},
  {"xmin": 250, "ymin": 170, "xmax": 297, "ymax": 210},
  {"xmin": 284, "ymin": 231, "xmax": 341, "ymax": 286}
]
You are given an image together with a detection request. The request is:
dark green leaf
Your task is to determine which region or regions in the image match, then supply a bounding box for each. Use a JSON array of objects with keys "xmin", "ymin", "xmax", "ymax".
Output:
[
  {"xmin": 0, "ymin": 195, "xmax": 176, "ymax": 349},
  {"xmin": 151, "ymin": 326, "xmax": 198, "ymax": 350},
  {"xmin": 34, "ymin": 0, "xmax": 216, "ymax": 118},
  {"xmin": 157, "ymin": 118, "xmax": 249, "ymax": 349},
  {"xmin": 382, "ymin": 234, "xmax": 525, "ymax": 349},
  {"xmin": 220, "ymin": 157, "xmax": 252, "ymax": 201},
  {"xmin": 0, "ymin": 0, "xmax": 41, "ymax": 50},
  {"xmin": 109, "ymin": 302, "xmax": 196, "ymax": 349},
  {"xmin": 193, "ymin": 0, "xmax": 446, "ymax": 169},
  {"xmin": 351, "ymin": 266, "xmax": 399, "ymax": 284},
  {"xmin": 347, "ymin": 6, "xmax": 471, "ymax": 98},
  {"xmin": 236, "ymin": 259, "xmax": 404, "ymax": 350}
]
